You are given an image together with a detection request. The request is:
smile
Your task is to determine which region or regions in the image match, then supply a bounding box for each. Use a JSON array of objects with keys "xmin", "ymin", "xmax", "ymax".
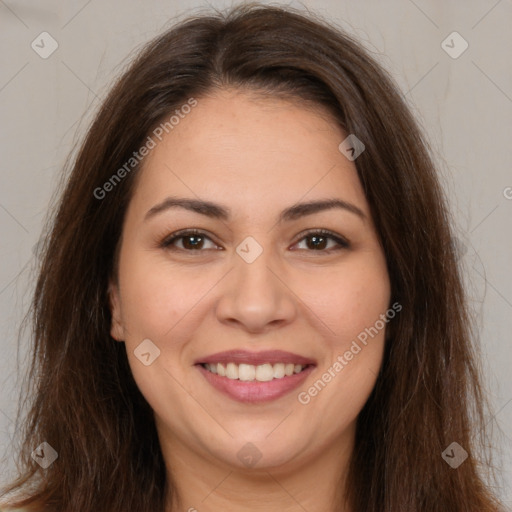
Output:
[
  {"xmin": 194, "ymin": 349, "xmax": 316, "ymax": 403},
  {"xmin": 201, "ymin": 362, "xmax": 308, "ymax": 381},
  {"xmin": 196, "ymin": 362, "xmax": 315, "ymax": 404}
]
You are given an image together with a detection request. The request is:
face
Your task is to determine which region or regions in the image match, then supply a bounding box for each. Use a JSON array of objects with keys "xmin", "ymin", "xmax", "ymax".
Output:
[{"xmin": 109, "ymin": 88, "xmax": 391, "ymax": 478}]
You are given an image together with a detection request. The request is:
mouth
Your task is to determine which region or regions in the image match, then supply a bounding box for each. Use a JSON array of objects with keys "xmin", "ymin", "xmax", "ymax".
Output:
[{"xmin": 194, "ymin": 350, "xmax": 316, "ymax": 403}]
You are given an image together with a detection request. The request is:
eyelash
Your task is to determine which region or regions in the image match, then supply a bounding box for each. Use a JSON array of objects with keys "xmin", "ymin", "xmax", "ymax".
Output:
[{"xmin": 159, "ymin": 228, "xmax": 350, "ymax": 254}]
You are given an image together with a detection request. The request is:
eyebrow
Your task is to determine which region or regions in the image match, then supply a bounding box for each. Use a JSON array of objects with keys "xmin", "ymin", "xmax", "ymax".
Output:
[{"xmin": 144, "ymin": 196, "xmax": 366, "ymax": 223}]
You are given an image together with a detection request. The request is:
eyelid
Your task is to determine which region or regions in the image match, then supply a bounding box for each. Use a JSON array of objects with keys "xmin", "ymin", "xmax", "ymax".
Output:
[{"xmin": 160, "ymin": 228, "xmax": 350, "ymax": 252}]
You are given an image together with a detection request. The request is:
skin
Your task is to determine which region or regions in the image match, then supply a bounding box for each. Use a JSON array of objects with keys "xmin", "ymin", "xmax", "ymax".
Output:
[{"xmin": 109, "ymin": 88, "xmax": 391, "ymax": 512}]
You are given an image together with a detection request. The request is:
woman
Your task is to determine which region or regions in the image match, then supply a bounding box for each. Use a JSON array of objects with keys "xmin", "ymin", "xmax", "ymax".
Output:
[{"xmin": 0, "ymin": 3, "xmax": 503, "ymax": 511}]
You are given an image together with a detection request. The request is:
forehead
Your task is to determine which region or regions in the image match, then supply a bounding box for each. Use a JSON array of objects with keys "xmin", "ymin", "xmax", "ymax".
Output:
[{"xmin": 129, "ymin": 89, "xmax": 370, "ymax": 220}]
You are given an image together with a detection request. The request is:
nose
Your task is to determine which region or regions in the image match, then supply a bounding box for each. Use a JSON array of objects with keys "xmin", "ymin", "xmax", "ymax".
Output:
[{"xmin": 215, "ymin": 246, "xmax": 297, "ymax": 334}]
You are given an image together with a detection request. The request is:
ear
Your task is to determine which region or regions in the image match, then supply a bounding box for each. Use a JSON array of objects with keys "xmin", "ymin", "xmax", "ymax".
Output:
[{"xmin": 108, "ymin": 279, "xmax": 125, "ymax": 342}]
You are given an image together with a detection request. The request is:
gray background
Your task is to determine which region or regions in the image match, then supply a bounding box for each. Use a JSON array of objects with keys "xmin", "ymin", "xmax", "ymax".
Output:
[{"xmin": 0, "ymin": 0, "xmax": 511, "ymax": 504}]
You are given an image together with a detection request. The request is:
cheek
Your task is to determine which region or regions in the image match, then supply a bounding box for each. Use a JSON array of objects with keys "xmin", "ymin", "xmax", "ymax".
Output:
[
  {"xmin": 299, "ymin": 255, "xmax": 391, "ymax": 344},
  {"xmin": 116, "ymin": 252, "xmax": 194, "ymax": 418},
  {"xmin": 293, "ymin": 254, "xmax": 390, "ymax": 412},
  {"xmin": 117, "ymin": 250, "xmax": 210, "ymax": 342},
  {"xmin": 296, "ymin": 277, "xmax": 389, "ymax": 438}
]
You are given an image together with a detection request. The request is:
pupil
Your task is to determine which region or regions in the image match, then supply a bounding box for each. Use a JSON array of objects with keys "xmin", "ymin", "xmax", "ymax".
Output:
[
  {"xmin": 308, "ymin": 235, "xmax": 326, "ymax": 250},
  {"xmin": 184, "ymin": 235, "xmax": 203, "ymax": 249}
]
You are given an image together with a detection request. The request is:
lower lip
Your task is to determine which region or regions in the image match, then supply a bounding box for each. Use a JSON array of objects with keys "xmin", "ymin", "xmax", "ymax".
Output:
[{"xmin": 196, "ymin": 364, "xmax": 315, "ymax": 404}]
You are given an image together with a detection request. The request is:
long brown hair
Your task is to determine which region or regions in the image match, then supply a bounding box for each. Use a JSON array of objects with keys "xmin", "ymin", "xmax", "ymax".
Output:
[{"xmin": 0, "ymin": 3, "xmax": 501, "ymax": 511}]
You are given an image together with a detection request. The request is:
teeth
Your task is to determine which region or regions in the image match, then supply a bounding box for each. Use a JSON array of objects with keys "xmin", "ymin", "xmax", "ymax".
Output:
[
  {"xmin": 273, "ymin": 363, "xmax": 285, "ymax": 379},
  {"xmin": 204, "ymin": 362, "xmax": 307, "ymax": 381},
  {"xmin": 226, "ymin": 362, "xmax": 238, "ymax": 379},
  {"xmin": 239, "ymin": 363, "xmax": 256, "ymax": 381},
  {"xmin": 256, "ymin": 363, "xmax": 274, "ymax": 382}
]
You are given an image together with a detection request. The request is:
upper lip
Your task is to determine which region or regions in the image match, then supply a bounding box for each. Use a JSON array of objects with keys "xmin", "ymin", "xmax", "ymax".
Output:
[{"xmin": 195, "ymin": 349, "xmax": 316, "ymax": 366}]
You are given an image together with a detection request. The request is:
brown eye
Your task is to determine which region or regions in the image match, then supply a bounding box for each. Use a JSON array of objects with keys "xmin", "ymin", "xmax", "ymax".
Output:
[
  {"xmin": 293, "ymin": 230, "xmax": 350, "ymax": 252},
  {"xmin": 161, "ymin": 230, "xmax": 219, "ymax": 251},
  {"xmin": 304, "ymin": 234, "xmax": 329, "ymax": 250},
  {"xmin": 180, "ymin": 234, "xmax": 205, "ymax": 250}
]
